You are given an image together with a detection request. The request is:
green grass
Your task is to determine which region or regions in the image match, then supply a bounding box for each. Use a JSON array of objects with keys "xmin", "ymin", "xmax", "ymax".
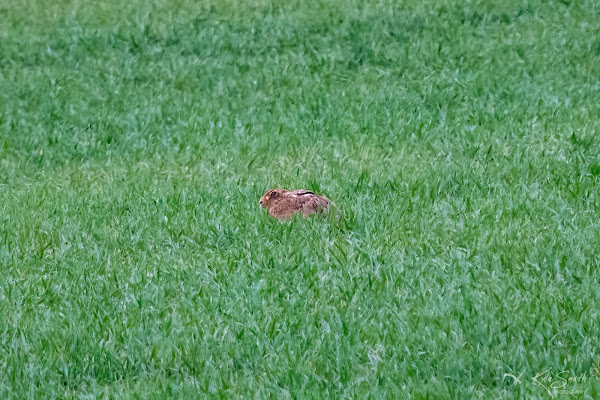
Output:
[{"xmin": 1, "ymin": 0, "xmax": 600, "ymax": 398}]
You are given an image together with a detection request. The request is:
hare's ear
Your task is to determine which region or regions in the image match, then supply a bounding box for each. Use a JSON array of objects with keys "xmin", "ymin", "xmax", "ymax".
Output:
[{"xmin": 270, "ymin": 191, "xmax": 278, "ymax": 198}]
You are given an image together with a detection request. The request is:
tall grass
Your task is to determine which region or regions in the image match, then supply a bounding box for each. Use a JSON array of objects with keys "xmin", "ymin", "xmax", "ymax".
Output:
[{"xmin": 1, "ymin": 0, "xmax": 600, "ymax": 397}]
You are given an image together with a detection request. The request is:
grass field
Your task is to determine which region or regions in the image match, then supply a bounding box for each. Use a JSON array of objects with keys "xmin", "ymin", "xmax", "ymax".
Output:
[{"xmin": 2, "ymin": 0, "xmax": 600, "ymax": 398}]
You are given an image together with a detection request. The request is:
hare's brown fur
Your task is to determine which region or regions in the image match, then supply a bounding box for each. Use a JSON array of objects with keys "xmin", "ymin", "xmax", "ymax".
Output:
[{"xmin": 259, "ymin": 189, "xmax": 330, "ymax": 220}]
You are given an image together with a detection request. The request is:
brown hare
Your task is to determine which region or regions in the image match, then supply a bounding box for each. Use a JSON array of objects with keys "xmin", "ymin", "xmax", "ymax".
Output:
[{"xmin": 259, "ymin": 189, "xmax": 330, "ymax": 220}]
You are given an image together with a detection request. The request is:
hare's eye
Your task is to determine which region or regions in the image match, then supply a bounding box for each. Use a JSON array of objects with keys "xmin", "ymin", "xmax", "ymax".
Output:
[{"xmin": 270, "ymin": 191, "xmax": 278, "ymax": 198}]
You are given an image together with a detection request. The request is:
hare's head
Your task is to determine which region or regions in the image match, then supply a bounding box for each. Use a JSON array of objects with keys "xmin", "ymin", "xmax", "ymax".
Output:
[{"xmin": 259, "ymin": 189, "xmax": 287, "ymax": 209}]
